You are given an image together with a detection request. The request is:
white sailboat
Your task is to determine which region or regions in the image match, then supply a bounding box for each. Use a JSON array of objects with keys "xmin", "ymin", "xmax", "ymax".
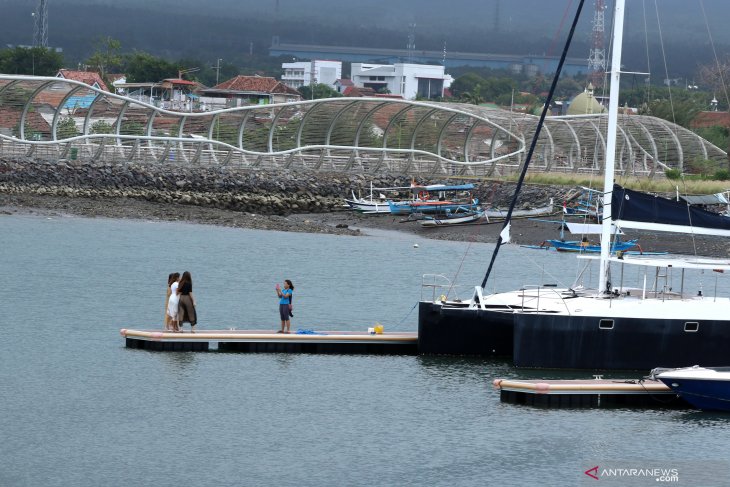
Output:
[{"xmin": 418, "ymin": 0, "xmax": 730, "ymax": 369}]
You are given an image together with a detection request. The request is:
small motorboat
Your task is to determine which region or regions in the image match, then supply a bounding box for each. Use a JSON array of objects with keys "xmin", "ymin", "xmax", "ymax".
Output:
[{"xmin": 654, "ymin": 366, "xmax": 730, "ymax": 411}]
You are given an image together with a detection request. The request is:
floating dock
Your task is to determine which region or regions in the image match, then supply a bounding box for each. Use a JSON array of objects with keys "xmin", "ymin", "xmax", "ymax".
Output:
[
  {"xmin": 494, "ymin": 378, "xmax": 688, "ymax": 408},
  {"xmin": 121, "ymin": 328, "xmax": 418, "ymax": 354}
]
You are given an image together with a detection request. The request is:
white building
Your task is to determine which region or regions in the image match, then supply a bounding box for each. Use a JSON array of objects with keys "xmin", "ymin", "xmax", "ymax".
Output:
[
  {"xmin": 281, "ymin": 60, "xmax": 342, "ymax": 90},
  {"xmin": 350, "ymin": 63, "xmax": 452, "ymax": 100}
]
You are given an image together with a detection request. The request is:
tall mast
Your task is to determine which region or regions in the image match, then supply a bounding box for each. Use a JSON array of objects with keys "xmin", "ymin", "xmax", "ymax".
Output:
[{"xmin": 598, "ymin": 0, "xmax": 625, "ymax": 294}]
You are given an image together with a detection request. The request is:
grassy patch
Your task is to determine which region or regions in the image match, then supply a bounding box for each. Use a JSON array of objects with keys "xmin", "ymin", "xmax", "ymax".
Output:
[{"xmin": 458, "ymin": 172, "xmax": 730, "ymax": 195}]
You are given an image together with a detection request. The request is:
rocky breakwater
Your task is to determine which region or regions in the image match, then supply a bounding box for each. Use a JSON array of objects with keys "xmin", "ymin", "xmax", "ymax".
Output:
[
  {"xmin": 0, "ymin": 158, "xmax": 377, "ymax": 215},
  {"xmin": 2, "ymin": 158, "xmax": 564, "ymax": 213}
]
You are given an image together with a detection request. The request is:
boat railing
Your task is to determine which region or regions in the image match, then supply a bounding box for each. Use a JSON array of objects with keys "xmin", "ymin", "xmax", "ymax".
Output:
[
  {"xmin": 518, "ymin": 285, "xmax": 573, "ymax": 316},
  {"xmin": 421, "ymin": 274, "xmax": 469, "ymax": 303}
]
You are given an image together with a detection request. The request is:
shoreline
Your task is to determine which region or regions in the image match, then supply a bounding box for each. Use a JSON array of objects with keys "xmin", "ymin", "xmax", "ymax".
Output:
[{"xmin": 3, "ymin": 192, "xmax": 729, "ymax": 258}]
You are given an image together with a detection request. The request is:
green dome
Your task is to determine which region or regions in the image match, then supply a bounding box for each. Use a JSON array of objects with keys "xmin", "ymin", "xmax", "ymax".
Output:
[{"xmin": 567, "ymin": 84, "xmax": 606, "ymax": 115}]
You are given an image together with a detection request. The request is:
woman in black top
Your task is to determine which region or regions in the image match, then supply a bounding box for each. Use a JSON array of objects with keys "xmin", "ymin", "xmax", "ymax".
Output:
[{"xmin": 177, "ymin": 271, "xmax": 197, "ymax": 332}]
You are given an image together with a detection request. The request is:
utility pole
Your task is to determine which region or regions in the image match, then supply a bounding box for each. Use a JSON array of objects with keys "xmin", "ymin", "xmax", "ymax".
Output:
[{"xmin": 214, "ymin": 58, "xmax": 223, "ymax": 85}]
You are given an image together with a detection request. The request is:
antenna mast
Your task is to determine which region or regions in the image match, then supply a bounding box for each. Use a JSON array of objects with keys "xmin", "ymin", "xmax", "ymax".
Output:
[
  {"xmin": 33, "ymin": 0, "xmax": 49, "ymax": 48},
  {"xmin": 407, "ymin": 23, "xmax": 416, "ymax": 63},
  {"xmin": 588, "ymin": 0, "xmax": 606, "ymax": 87}
]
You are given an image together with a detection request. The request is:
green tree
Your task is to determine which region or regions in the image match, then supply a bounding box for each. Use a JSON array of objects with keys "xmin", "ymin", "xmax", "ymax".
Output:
[
  {"xmin": 0, "ymin": 46, "xmax": 63, "ymax": 76},
  {"xmin": 124, "ymin": 52, "xmax": 179, "ymax": 83},
  {"xmin": 460, "ymin": 85, "xmax": 484, "ymax": 105},
  {"xmin": 298, "ymin": 83, "xmax": 342, "ymax": 100},
  {"xmin": 450, "ymin": 73, "xmax": 485, "ymax": 99},
  {"xmin": 90, "ymin": 120, "xmax": 114, "ymax": 134},
  {"xmin": 56, "ymin": 117, "xmax": 79, "ymax": 139},
  {"xmin": 86, "ymin": 36, "xmax": 123, "ymax": 82}
]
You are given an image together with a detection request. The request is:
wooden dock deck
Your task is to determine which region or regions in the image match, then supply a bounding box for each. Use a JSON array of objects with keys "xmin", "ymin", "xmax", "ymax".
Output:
[
  {"xmin": 494, "ymin": 378, "xmax": 688, "ymax": 408},
  {"xmin": 121, "ymin": 328, "xmax": 418, "ymax": 354}
]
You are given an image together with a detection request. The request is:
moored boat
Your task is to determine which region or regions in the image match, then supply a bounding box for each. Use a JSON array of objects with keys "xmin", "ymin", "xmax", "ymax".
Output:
[
  {"xmin": 655, "ymin": 366, "xmax": 730, "ymax": 411},
  {"xmin": 344, "ymin": 184, "xmax": 411, "ymax": 214},
  {"xmin": 388, "ymin": 183, "xmax": 479, "ymax": 215},
  {"xmin": 417, "ymin": 0, "xmax": 730, "ymax": 370},
  {"xmin": 483, "ymin": 203, "xmax": 555, "ymax": 219}
]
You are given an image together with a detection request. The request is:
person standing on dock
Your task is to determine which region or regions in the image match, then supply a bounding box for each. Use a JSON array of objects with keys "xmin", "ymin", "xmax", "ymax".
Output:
[
  {"xmin": 177, "ymin": 271, "xmax": 197, "ymax": 333},
  {"xmin": 165, "ymin": 273, "xmax": 174, "ymax": 331},
  {"xmin": 276, "ymin": 280, "xmax": 294, "ymax": 333},
  {"xmin": 166, "ymin": 272, "xmax": 181, "ymax": 332}
]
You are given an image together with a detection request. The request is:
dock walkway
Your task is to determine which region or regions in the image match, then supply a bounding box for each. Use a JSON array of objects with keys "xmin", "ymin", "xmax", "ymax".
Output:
[
  {"xmin": 494, "ymin": 378, "xmax": 688, "ymax": 408},
  {"xmin": 121, "ymin": 328, "xmax": 418, "ymax": 354}
]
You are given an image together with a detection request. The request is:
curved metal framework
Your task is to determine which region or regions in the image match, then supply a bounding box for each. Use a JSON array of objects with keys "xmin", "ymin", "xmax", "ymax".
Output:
[{"xmin": 0, "ymin": 75, "xmax": 725, "ymax": 176}]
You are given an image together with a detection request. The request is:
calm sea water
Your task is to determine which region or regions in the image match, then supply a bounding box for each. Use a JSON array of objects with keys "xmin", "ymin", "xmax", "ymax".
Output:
[{"xmin": 2, "ymin": 214, "xmax": 729, "ymax": 487}]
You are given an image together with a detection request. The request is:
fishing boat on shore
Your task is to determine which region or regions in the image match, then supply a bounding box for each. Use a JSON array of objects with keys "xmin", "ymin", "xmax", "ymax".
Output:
[
  {"xmin": 654, "ymin": 366, "xmax": 730, "ymax": 412},
  {"xmin": 419, "ymin": 208, "xmax": 487, "ymax": 227},
  {"xmin": 418, "ymin": 0, "xmax": 730, "ymax": 370},
  {"xmin": 344, "ymin": 183, "xmax": 410, "ymax": 213},
  {"xmin": 483, "ymin": 203, "xmax": 556, "ymax": 219},
  {"xmin": 388, "ymin": 183, "xmax": 479, "ymax": 215}
]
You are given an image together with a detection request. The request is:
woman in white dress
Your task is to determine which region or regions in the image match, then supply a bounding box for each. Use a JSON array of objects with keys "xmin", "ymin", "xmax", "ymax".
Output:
[{"xmin": 166, "ymin": 272, "xmax": 181, "ymax": 332}]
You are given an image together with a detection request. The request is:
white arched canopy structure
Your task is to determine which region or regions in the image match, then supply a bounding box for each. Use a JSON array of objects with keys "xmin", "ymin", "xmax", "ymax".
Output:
[{"xmin": 0, "ymin": 75, "xmax": 725, "ymax": 176}]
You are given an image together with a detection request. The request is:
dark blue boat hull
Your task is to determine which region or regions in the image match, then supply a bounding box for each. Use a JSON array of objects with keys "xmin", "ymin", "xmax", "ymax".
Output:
[
  {"xmin": 417, "ymin": 302, "xmax": 513, "ymax": 356},
  {"xmin": 513, "ymin": 314, "xmax": 730, "ymax": 370},
  {"xmin": 658, "ymin": 378, "xmax": 730, "ymax": 411}
]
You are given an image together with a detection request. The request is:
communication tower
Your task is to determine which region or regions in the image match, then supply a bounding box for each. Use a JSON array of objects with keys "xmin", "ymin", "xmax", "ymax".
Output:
[
  {"xmin": 587, "ymin": 0, "xmax": 606, "ymax": 88},
  {"xmin": 33, "ymin": 0, "xmax": 49, "ymax": 48},
  {"xmin": 407, "ymin": 23, "xmax": 416, "ymax": 63}
]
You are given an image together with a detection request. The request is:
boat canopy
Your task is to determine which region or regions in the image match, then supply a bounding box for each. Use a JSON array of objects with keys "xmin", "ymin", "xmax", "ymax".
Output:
[
  {"xmin": 612, "ymin": 185, "xmax": 730, "ymax": 237},
  {"xmin": 578, "ymin": 254, "xmax": 730, "ymax": 271},
  {"xmin": 679, "ymin": 193, "xmax": 728, "ymax": 206},
  {"xmin": 413, "ymin": 183, "xmax": 475, "ymax": 192},
  {"xmin": 565, "ymin": 222, "xmax": 623, "ymax": 235}
]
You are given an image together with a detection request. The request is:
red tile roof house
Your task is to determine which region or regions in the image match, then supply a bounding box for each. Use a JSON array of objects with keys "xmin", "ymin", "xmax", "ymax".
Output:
[
  {"xmin": 197, "ymin": 75, "xmax": 302, "ymax": 110},
  {"xmin": 56, "ymin": 69, "xmax": 109, "ymax": 91},
  {"xmin": 334, "ymin": 78, "xmax": 354, "ymax": 94}
]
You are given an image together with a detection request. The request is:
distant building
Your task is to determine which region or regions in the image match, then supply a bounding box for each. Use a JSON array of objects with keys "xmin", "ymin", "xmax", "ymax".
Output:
[
  {"xmin": 270, "ymin": 40, "xmax": 587, "ymax": 76},
  {"xmin": 691, "ymin": 111, "xmax": 730, "ymax": 130},
  {"xmin": 107, "ymin": 74, "xmax": 127, "ymax": 94},
  {"xmin": 566, "ymin": 83, "xmax": 606, "ymax": 115},
  {"xmin": 350, "ymin": 63, "xmax": 450, "ymax": 100},
  {"xmin": 198, "ymin": 75, "xmax": 302, "ymax": 109},
  {"xmin": 334, "ymin": 78, "xmax": 354, "ymax": 94},
  {"xmin": 52, "ymin": 69, "xmax": 109, "ymax": 111},
  {"xmin": 281, "ymin": 60, "xmax": 342, "ymax": 90},
  {"xmin": 158, "ymin": 79, "xmax": 199, "ymax": 111},
  {"xmin": 55, "ymin": 69, "xmax": 108, "ymax": 91}
]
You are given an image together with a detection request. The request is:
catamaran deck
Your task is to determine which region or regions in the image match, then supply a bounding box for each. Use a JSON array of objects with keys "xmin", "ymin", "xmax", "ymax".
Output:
[
  {"xmin": 494, "ymin": 378, "xmax": 688, "ymax": 408},
  {"xmin": 121, "ymin": 328, "xmax": 418, "ymax": 354}
]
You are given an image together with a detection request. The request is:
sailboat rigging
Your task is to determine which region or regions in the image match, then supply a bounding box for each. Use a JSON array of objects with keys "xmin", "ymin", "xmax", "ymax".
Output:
[{"xmin": 418, "ymin": 0, "xmax": 730, "ymax": 370}]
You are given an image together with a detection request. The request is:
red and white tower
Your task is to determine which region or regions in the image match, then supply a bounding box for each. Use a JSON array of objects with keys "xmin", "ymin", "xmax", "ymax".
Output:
[{"xmin": 588, "ymin": 0, "xmax": 606, "ymax": 88}]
